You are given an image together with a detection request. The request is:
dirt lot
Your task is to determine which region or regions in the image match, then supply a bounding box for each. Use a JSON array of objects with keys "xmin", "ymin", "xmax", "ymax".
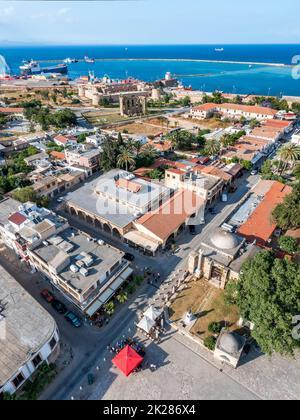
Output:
[
  {"xmin": 176, "ymin": 116, "xmax": 232, "ymax": 130},
  {"xmin": 117, "ymin": 121, "xmax": 169, "ymax": 136},
  {"xmin": 83, "ymin": 109, "xmax": 130, "ymax": 125}
]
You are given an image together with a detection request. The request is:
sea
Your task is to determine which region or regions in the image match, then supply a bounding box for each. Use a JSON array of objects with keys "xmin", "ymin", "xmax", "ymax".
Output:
[{"xmin": 1, "ymin": 44, "xmax": 300, "ymax": 96}]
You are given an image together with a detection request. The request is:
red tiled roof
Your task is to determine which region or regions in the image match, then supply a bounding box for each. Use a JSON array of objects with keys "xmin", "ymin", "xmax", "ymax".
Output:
[
  {"xmin": 238, "ymin": 181, "xmax": 292, "ymax": 246},
  {"xmin": 116, "ymin": 178, "xmax": 142, "ymax": 193},
  {"xmin": 50, "ymin": 151, "xmax": 66, "ymax": 160},
  {"xmin": 0, "ymin": 108, "xmax": 24, "ymax": 114},
  {"xmin": 194, "ymin": 165, "xmax": 232, "ymax": 182},
  {"xmin": 263, "ymin": 120, "xmax": 291, "ymax": 129},
  {"xmin": 166, "ymin": 168, "xmax": 185, "ymax": 175},
  {"xmin": 8, "ymin": 212, "xmax": 27, "ymax": 226},
  {"xmin": 137, "ymin": 189, "xmax": 205, "ymax": 242},
  {"xmin": 192, "ymin": 103, "xmax": 216, "ymax": 112}
]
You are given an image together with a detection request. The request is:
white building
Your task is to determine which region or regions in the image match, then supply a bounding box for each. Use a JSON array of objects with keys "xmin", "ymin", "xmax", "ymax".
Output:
[
  {"xmin": 190, "ymin": 103, "xmax": 278, "ymax": 120},
  {"xmin": 0, "ymin": 265, "xmax": 59, "ymax": 396},
  {"xmin": 291, "ymin": 129, "xmax": 300, "ymax": 146}
]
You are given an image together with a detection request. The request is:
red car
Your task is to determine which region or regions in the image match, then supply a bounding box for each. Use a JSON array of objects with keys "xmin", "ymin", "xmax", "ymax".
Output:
[{"xmin": 41, "ymin": 289, "xmax": 55, "ymax": 303}]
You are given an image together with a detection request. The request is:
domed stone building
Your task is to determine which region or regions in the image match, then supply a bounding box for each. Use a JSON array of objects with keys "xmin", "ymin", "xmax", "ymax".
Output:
[
  {"xmin": 188, "ymin": 227, "xmax": 260, "ymax": 289},
  {"xmin": 214, "ymin": 330, "xmax": 246, "ymax": 368}
]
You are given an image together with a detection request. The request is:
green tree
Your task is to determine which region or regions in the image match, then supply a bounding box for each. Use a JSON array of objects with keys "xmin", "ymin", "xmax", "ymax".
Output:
[
  {"xmin": 12, "ymin": 186, "xmax": 36, "ymax": 203},
  {"xmin": 116, "ymin": 291, "xmax": 128, "ymax": 304},
  {"xmin": 272, "ymin": 184, "xmax": 300, "ymax": 230},
  {"xmin": 278, "ymin": 144, "xmax": 300, "ymax": 174},
  {"xmin": 241, "ymin": 160, "xmax": 253, "ymax": 171},
  {"xmin": 278, "ymin": 236, "xmax": 299, "ymax": 254},
  {"xmin": 181, "ymin": 96, "xmax": 191, "ymax": 107},
  {"xmin": 104, "ymin": 301, "xmax": 115, "ymax": 316},
  {"xmin": 208, "ymin": 322, "xmax": 223, "ymax": 334},
  {"xmin": 117, "ymin": 147, "xmax": 136, "ymax": 172},
  {"xmin": 100, "ymin": 136, "xmax": 120, "ymax": 171},
  {"xmin": 233, "ymin": 251, "xmax": 300, "ymax": 356},
  {"xmin": 204, "ymin": 140, "xmax": 221, "ymax": 157},
  {"xmin": 204, "ymin": 336, "xmax": 217, "ymax": 351}
]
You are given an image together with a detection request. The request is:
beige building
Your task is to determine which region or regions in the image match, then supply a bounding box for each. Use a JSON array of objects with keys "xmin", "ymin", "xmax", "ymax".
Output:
[
  {"xmin": 65, "ymin": 148, "xmax": 100, "ymax": 172},
  {"xmin": 165, "ymin": 168, "xmax": 224, "ymax": 206},
  {"xmin": 188, "ymin": 228, "xmax": 260, "ymax": 289},
  {"xmin": 29, "ymin": 228, "xmax": 133, "ymax": 317},
  {"xmin": 214, "ymin": 330, "xmax": 246, "ymax": 368},
  {"xmin": 190, "ymin": 103, "xmax": 278, "ymax": 120},
  {"xmin": 120, "ymin": 93, "xmax": 147, "ymax": 117}
]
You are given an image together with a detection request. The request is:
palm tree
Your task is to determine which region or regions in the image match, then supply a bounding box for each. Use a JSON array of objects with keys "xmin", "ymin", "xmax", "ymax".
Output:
[
  {"xmin": 116, "ymin": 291, "xmax": 128, "ymax": 304},
  {"xmin": 104, "ymin": 301, "xmax": 115, "ymax": 316},
  {"xmin": 278, "ymin": 144, "xmax": 300, "ymax": 174},
  {"xmin": 142, "ymin": 144, "xmax": 158, "ymax": 160},
  {"xmin": 204, "ymin": 140, "xmax": 221, "ymax": 157},
  {"xmin": 117, "ymin": 147, "xmax": 136, "ymax": 172}
]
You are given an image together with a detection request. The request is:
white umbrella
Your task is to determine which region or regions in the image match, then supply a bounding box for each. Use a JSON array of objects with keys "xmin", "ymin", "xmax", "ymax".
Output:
[
  {"xmin": 137, "ymin": 316, "xmax": 156, "ymax": 333},
  {"xmin": 144, "ymin": 306, "xmax": 163, "ymax": 321}
]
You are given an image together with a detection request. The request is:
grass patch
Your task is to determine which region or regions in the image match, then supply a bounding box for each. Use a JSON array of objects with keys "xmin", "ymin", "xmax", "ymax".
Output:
[{"xmin": 190, "ymin": 288, "xmax": 240, "ymax": 339}]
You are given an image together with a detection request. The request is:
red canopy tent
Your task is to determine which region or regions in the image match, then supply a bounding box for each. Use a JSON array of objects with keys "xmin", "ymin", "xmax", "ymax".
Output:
[{"xmin": 112, "ymin": 345, "xmax": 143, "ymax": 377}]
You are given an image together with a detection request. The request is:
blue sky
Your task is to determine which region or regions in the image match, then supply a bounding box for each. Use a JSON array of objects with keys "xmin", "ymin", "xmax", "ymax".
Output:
[{"xmin": 0, "ymin": 0, "xmax": 300, "ymax": 45}]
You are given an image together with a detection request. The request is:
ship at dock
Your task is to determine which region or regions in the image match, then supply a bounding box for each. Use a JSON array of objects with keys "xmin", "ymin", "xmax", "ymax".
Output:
[{"xmin": 19, "ymin": 60, "xmax": 68, "ymax": 76}]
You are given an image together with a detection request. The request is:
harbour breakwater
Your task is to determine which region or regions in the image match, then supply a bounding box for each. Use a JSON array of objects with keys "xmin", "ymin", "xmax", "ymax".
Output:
[{"xmin": 36, "ymin": 58, "xmax": 289, "ymax": 67}]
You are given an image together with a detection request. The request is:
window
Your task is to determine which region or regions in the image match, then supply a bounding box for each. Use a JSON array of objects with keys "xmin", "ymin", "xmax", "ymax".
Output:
[
  {"xmin": 32, "ymin": 353, "xmax": 42, "ymax": 368},
  {"xmin": 12, "ymin": 372, "xmax": 25, "ymax": 389},
  {"xmin": 49, "ymin": 336, "xmax": 57, "ymax": 350}
]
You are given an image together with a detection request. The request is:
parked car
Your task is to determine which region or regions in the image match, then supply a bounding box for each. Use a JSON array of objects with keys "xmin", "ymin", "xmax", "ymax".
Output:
[
  {"xmin": 251, "ymin": 169, "xmax": 258, "ymax": 176},
  {"xmin": 56, "ymin": 197, "xmax": 65, "ymax": 203},
  {"xmin": 65, "ymin": 311, "xmax": 82, "ymax": 328},
  {"xmin": 124, "ymin": 253, "xmax": 135, "ymax": 262},
  {"xmin": 208, "ymin": 207, "xmax": 217, "ymax": 215},
  {"xmin": 189, "ymin": 225, "xmax": 196, "ymax": 235},
  {"xmin": 229, "ymin": 184, "xmax": 237, "ymax": 193},
  {"xmin": 51, "ymin": 299, "xmax": 67, "ymax": 314},
  {"xmin": 41, "ymin": 289, "xmax": 55, "ymax": 303}
]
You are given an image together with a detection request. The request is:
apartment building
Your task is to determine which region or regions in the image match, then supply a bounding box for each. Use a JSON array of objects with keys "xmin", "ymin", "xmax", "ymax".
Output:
[
  {"xmin": 65, "ymin": 148, "xmax": 100, "ymax": 173},
  {"xmin": 28, "ymin": 228, "xmax": 133, "ymax": 317},
  {"xmin": 0, "ymin": 198, "xmax": 68, "ymax": 261}
]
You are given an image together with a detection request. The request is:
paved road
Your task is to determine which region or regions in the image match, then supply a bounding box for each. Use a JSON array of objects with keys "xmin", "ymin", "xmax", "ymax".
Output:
[
  {"xmin": 0, "ymin": 171, "xmax": 259, "ymax": 400},
  {"xmin": 42, "ymin": 171, "xmax": 259, "ymax": 400}
]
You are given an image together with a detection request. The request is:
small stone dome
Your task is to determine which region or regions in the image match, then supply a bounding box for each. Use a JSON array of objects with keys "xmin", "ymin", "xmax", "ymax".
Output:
[
  {"xmin": 210, "ymin": 229, "xmax": 240, "ymax": 250},
  {"xmin": 219, "ymin": 332, "xmax": 244, "ymax": 355}
]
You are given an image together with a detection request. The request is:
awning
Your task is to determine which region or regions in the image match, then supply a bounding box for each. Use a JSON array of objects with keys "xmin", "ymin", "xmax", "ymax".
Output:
[
  {"xmin": 143, "ymin": 306, "xmax": 163, "ymax": 322},
  {"xmin": 124, "ymin": 230, "xmax": 160, "ymax": 252},
  {"xmin": 85, "ymin": 268, "xmax": 133, "ymax": 316},
  {"xmin": 137, "ymin": 316, "xmax": 156, "ymax": 333},
  {"xmin": 112, "ymin": 345, "xmax": 143, "ymax": 377}
]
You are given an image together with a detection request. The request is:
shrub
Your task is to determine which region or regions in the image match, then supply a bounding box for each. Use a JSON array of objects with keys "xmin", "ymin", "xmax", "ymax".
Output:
[
  {"xmin": 204, "ymin": 336, "xmax": 217, "ymax": 351},
  {"xmin": 134, "ymin": 275, "xmax": 144, "ymax": 286},
  {"xmin": 208, "ymin": 322, "xmax": 223, "ymax": 335}
]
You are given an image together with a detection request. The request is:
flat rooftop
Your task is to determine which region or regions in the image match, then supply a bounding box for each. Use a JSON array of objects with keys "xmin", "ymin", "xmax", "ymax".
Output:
[
  {"xmin": 65, "ymin": 170, "xmax": 171, "ymax": 228},
  {"xmin": 0, "ymin": 198, "xmax": 21, "ymax": 227},
  {"xmin": 0, "ymin": 265, "xmax": 56, "ymax": 387},
  {"xmin": 33, "ymin": 228, "xmax": 124, "ymax": 294}
]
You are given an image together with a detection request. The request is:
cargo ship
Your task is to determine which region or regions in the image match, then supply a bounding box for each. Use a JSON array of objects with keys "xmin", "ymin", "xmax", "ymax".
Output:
[{"xmin": 19, "ymin": 60, "xmax": 68, "ymax": 76}]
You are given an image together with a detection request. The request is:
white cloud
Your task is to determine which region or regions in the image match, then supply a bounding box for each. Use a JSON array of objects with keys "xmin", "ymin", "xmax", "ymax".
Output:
[
  {"xmin": 0, "ymin": 6, "xmax": 15, "ymax": 17},
  {"xmin": 30, "ymin": 7, "xmax": 73, "ymax": 24}
]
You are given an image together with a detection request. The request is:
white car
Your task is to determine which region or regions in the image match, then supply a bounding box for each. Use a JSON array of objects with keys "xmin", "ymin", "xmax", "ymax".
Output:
[{"xmin": 56, "ymin": 197, "xmax": 65, "ymax": 203}]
